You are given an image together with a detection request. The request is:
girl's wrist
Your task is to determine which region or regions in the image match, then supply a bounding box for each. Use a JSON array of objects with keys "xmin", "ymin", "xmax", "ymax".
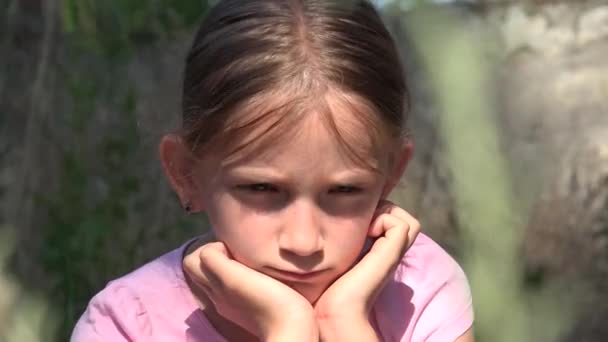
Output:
[
  {"xmin": 317, "ymin": 315, "xmax": 379, "ymax": 342},
  {"xmin": 265, "ymin": 315, "xmax": 319, "ymax": 342}
]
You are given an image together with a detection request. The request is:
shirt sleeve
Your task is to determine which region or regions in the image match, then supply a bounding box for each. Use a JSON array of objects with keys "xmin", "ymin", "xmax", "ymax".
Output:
[
  {"xmin": 71, "ymin": 281, "xmax": 152, "ymax": 342},
  {"xmin": 420, "ymin": 261, "xmax": 474, "ymax": 342}
]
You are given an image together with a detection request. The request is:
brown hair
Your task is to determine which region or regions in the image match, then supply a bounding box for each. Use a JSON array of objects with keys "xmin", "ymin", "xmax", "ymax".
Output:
[{"xmin": 181, "ymin": 0, "xmax": 408, "ymax": 172}]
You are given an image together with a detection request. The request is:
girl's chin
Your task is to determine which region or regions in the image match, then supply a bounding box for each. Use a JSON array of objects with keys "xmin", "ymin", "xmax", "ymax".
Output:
[{"xmin": 287, "ymin": 282, "xmax": 328, "ymax": 304}]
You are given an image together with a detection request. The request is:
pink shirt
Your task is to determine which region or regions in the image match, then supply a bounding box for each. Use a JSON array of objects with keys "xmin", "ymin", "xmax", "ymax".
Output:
[{"xmin": 72, "ymin": 233, "xmax": 473, "ymax": 341}]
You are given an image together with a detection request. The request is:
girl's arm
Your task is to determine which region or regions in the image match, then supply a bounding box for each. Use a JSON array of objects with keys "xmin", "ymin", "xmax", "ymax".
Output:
[
  {"xmin": 317, "ymin": 316, "xmax": 379, "ymax": 342},
  {"xmin": 318, "ymin": 321, "xmax": 474, "ymax": 342},
  {"xmin": 314, "ymin": 202, "xmax": 473, "ymax": 342},
  {"xmin": 267, "ymin": 318, "xmax": 319, "ymax": 342},
  {"xmin": 184, "ymin": 241, "xmax": 318, "ymax": 342},
  {"xmin": 315, "ymin": 201, "xmax": 420, "ymax": 342}
]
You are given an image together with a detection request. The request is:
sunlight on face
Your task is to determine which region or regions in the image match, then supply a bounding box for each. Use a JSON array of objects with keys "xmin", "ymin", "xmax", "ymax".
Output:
[{"xmin": 196, "ymin": 104, "xmax": 391, "ymax": 303}]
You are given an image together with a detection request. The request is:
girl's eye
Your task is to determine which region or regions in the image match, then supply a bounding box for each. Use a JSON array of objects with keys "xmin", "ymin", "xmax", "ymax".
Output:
[
  {"xmin": 237, "ymin": 183, "xmax": 279, "ymax": 193},
  {"xmin": 329, "ymin": 185, "xmax": 362, "ymax": 194}
]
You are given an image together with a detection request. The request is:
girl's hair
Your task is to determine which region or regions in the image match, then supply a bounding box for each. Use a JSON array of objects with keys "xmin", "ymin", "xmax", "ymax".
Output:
[{"xmin": 181, "ymin": 0, "xmax": 408, "ymax": 172}]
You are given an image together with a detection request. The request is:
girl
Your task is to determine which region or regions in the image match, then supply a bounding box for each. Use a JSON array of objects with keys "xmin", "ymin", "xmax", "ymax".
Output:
[{"xmin": 72, "ymin": 0, "xmax": 474, "ymax": 341}]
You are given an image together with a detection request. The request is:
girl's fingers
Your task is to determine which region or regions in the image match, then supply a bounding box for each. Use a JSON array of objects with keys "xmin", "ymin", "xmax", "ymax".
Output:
[
  {"xmin": 182, "ymin": 233, "xmax": 222, "ymax": 291},
  {"xmin": 383, "ymin": 205, "xmax": 421, "ymax": 250},
  {"xmin": 367, "ymin": 214, "xmax": 410, "ymax": 269},
  {"xmin": 183, "ymin": 248, "xmax": 215, "ymax": 309},
  {"xmin": 359, "ymin": 201, "xmax": 421, "ymax": 283},
  {"xmin": 369, "ymin": 199, "xmax": 404, "ymax": 237},
  {"xmin": 344, "ymin": 215, "xmax": 407, "ymax": 292},
  {"xmin": 369, "ymin": 200, "xmax": 394, "ymax": 228},
  {"xmin": 184, "ymin": 241, "xmax": 237, "ymax": 294},
  {"xmin": 369, "ymin": 200, "xmax": 420, "ymax": 250},
  {"xmin": 197, "ymin": 242, "xmax": 273, "ymax": 298},
  {"xmin": 183, "ymin": 250, "xmax": 210, "ymax": 289},
  {"xmin": 197, "ymin": 242, "xmax": 244, "ymax": 291}
]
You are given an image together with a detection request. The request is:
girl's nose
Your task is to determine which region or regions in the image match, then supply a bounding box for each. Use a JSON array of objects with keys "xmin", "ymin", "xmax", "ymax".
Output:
[{"xmin": 278, "ymin": 200, "xmax": 324, "ymax": 257}]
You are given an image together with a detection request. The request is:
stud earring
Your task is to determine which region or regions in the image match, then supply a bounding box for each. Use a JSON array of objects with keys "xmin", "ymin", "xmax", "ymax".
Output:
[{"xmin": 184, "ymin": 202, "xmax": 193, "ymax": 214}]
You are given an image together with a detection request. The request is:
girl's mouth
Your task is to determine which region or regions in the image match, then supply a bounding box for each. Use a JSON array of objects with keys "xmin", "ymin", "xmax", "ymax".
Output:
[{"xmin": 267, "ymin": 267, "xmax": 327, "ymax": 282}]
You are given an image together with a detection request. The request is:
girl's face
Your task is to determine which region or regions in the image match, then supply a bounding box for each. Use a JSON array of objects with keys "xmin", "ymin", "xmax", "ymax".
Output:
[{"xmin": 191, "ymin": 108, "xmax": 404, "ymax": 304}]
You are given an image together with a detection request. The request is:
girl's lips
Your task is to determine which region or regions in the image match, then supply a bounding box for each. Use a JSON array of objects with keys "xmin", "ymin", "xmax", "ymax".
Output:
[{"xmin": 267, "ymin": 267, "xmax": 326, "ymax": 282}]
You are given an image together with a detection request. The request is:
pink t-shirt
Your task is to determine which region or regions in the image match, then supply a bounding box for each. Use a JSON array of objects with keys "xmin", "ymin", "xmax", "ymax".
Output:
[{"xmin": 71, "ymin": 233, "xmax": 473, "ymax": 341}]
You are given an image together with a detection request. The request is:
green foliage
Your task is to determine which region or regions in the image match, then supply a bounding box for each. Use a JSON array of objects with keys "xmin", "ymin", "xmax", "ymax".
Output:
[
  {"xmin": 26, "ymin": 2, "xmax": 209, "ymax": 340},
  {"xmin": 0, "ymin": 228, "xmax": 59, "ymax": 342},
  {"xmin": 403, "ymin": 6, "xmax": 569, "ymax": 342},
  {"xmin": 37, "ymin": 75, "xmax": 141, "ymax": 338},
  {"xmin": 60, "ymin": 0, "xmax": 207, "ymax": 58}
]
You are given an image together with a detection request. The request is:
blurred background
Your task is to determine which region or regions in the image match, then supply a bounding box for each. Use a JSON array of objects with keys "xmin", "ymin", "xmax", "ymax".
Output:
[{"xmin": 1, "ymin": 0, "xmax": 607, "ymax": 341}]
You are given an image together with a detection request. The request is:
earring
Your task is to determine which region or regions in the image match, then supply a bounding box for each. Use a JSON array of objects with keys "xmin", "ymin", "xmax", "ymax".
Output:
[{"xmin": 184, "ymin": 202, "xmax": 193, "ymax": 214}]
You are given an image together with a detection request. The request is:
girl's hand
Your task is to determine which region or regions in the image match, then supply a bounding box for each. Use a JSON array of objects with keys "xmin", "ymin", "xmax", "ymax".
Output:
[
  {"xmin": 314, "ymin": 200, "xmax": 420, "ymax": 341},
  {"xmin": 183, "ymin": 242, "xmax": 318, "ymax": 341}
]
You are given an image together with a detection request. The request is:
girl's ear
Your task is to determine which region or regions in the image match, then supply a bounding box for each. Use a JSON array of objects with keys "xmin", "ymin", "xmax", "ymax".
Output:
[
  {"xmin": 380, "ymin": 141, "xmax": 414, "ymax": 199},
  {"xmin": 159, "ymin": 134, "xmax": 205, "ymax": 213}
]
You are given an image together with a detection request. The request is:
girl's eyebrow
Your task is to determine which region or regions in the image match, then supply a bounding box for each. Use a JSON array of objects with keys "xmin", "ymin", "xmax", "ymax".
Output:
[
  {"xmin": 327, "ymin": 169, "xmax": 377, "ymax": 180},
  {"xmin": 225, "ymin": 166, "xmax": 378, "ymax": 183},
  {"xmin": 224, "ymin": 166, "xmax": 291, "ymax": 182}
]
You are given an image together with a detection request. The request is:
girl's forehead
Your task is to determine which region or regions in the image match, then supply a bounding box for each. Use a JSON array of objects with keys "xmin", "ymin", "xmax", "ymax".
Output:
[
  {"xmin": 215, "ymin": 92, "xmax": 390, "ymax": 172},
  {"xmin": 219, "ymin": 128, "xmax": 384, "ymax": 180}
]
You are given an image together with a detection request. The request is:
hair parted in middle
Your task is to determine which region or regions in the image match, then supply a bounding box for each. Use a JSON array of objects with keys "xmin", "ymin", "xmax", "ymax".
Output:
[{"xmin": 180, "ymin": 0, "xmax": 409, "ymax": 172}]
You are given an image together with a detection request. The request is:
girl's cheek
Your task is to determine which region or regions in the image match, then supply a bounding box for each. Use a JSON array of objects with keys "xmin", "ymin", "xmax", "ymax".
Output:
[
  {"xmin": 221, "ymin": 209, "xmax": 281, "ymax": 240},
  {"xmin": 326, "ymin": 202, "xmax": 377, "ymax": 228},
  {"xmin": 323, "ymin": 217, "xmax": 371, "ymax": 250}
]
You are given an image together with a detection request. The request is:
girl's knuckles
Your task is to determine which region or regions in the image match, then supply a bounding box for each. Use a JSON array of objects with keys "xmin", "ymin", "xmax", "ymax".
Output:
[
  {"xmin": 183, "ymin": 254, "xmax": 200, "ymax": 272},
  {"xmin": 198, "ymin": 245, "xmax": 218, "ymax": 264}
]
